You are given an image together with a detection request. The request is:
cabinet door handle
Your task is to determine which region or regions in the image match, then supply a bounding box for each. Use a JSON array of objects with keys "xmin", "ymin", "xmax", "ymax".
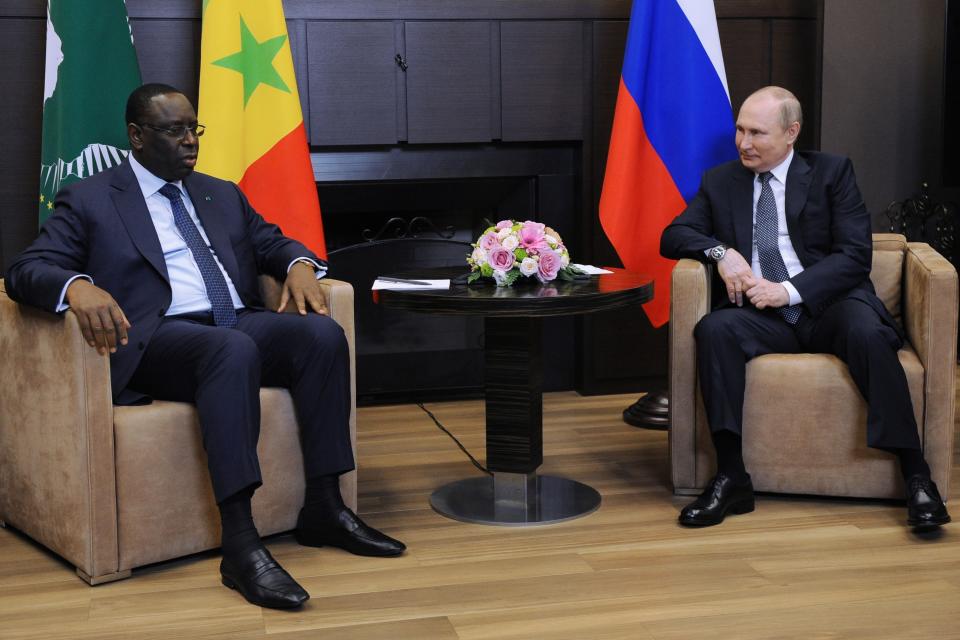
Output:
[{"xmin": 394, "ymin": 54, "xmax": 408, "ymax": 71}]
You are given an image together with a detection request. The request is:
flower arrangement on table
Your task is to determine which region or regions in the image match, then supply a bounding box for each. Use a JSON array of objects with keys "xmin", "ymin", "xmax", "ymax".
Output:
[{"xmin": 466, "ymin": 219, "xmax": 582, "ymax": 286}]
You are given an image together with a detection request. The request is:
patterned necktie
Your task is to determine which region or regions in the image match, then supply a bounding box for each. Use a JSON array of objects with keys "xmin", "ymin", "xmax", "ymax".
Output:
[
  {"xmin": 755, "ymin": 172, "xmax": 801, "ymax": 324},
  {"xmin": 157, "ymin": 183, "xmax": 238, "ymax": 328}
]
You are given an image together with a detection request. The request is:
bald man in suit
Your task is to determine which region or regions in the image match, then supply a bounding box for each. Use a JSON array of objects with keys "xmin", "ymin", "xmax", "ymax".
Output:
[
  {"xmin": 7, "ymin": 83, "xmax": 405, "ymax": 609},
  {"xmin": 660, "ymin": 86, "xmax": 949, "ymax": 530}
]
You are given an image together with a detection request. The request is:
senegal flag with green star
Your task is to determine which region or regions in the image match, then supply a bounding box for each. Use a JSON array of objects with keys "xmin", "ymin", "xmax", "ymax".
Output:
[
  {"xmin": 196, "ymin": 0, "xmax": 326, "ymax": 258},
  {"xmin": 39, "ymin": 0, "xmax": 141, "ymax": 226}
]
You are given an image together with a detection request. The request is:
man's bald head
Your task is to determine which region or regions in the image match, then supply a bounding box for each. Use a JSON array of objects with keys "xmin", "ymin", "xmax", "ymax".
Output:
[{"xmin": 744, "ymin": 86, "xmax": 803, "ymax": 132}]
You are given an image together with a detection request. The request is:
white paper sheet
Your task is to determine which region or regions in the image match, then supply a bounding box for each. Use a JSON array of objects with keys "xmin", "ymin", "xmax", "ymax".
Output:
[
  {"xmin": 372, "ymin": 279, "xmax": 451, "ymax": 291},
  {"xmin": 570, "ymin": 264, "xmax": 614, "ymax": 275}
]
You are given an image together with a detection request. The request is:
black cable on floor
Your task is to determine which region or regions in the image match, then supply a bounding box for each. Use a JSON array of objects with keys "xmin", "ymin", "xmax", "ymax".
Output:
[{"xmin": 416, "ymin": 402, "xmax": 492, "ymax": 476}]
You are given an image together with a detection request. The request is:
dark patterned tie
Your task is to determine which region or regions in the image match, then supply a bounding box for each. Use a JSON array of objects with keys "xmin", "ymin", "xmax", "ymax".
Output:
[
  {"xmin": 755, "ymin": 172, "xmax": 801, "ymax": 324},
  {"xmin": 158, "ymin": 183, "xmax": 238, "ymax": 328}
]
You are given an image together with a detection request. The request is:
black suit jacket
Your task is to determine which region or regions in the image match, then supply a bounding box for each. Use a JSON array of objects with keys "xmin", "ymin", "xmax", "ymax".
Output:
[
  {"xmin": 660, "ymin": 151, "xmax": 891, "ymax": 324},
  {"xmin": 6, "ymin": 160, "xmax": 322, "ymax": 402}
]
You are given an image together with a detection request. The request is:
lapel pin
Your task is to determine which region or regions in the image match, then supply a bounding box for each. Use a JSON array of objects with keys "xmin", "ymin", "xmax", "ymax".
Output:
[{"xmin": 204, "ymin": 196, "xmax": 212, "ymax": 201}]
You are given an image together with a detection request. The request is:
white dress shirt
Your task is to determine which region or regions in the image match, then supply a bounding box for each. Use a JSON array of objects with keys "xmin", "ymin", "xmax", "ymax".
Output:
[{"xmin": 56, "ymin": 156, "xmax": 325, "ymax": 313}]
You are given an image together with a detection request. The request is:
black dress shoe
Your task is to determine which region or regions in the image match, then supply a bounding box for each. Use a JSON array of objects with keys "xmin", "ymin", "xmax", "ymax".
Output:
[
  {"xmin": 906, "ymin": 475, "xmax": 951, "ymax": 530},
  {"xmin": 220, "ymin": 546, "xmax": 309, "ymax": 609},
  {"xmin": 295, "ymin": 507, "xmax": 406, "ymax": 557},
  {"xmin": 679, "ymin": 473, "xmax": 755, "ymax": 527}
]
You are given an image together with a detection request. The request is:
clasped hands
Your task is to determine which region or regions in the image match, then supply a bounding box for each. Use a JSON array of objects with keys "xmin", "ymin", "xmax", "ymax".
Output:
[
  {"xmin": 715, "ymin": 247, "xmax": 789, "ymax": 309},
  {"xmin": 65, "ymin": 262, "xmax": 327, "ymax": 355}
]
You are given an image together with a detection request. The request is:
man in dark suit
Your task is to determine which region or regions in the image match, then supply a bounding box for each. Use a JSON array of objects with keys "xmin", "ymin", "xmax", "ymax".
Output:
[
  {"xmin": 6, "ymin": 84, "xmax": 405, "ymax": 609},
  {"xmin": 660, "ymin": 86, "xmax": 950, "ymax": 530}
]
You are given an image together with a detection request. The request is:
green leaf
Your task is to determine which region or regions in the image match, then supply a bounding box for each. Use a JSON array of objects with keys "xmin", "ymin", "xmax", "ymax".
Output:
[
  {"xmin": 558, "ymin": 269, "xmax": 575, "ymax": 282},
  {"xmin": 467, "ymin": 271, "xmax": 481, "ymax": 283},
  {"xmin": 503, "ymin": 269, "xmax": 521, "ymax": 286}
]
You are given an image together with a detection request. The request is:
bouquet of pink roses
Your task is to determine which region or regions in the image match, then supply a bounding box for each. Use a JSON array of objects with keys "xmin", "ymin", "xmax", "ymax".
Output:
[{"xmin": 466, "ymin": 219, "xmax": 582, "ymax": 286}]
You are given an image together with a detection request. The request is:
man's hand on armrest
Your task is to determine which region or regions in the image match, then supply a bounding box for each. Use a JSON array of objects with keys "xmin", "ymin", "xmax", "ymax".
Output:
[
  {"xmin": 277, "ymin": 261, "xmax": 328, "ymax": 316},
  {"xmin": 715, "ymin": 248, "xmax": 756, "ymax": 307},
  {"xmin": 65, "ymin": 279, "xmax": 130, "ymax": 355}
]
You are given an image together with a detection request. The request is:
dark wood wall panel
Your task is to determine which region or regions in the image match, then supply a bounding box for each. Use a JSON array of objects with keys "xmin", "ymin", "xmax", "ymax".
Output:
[
  {"xmin": 404, "ymin": 21, "xmax": 492, "ymax": 143},
  {"xmin": 129, "ymin": 19, "xmax": 200, "ymax": 106},
  {"xmin": 501, "ymin": 21, "xmax": 584, "ymax": 141},
  {"xmin": 0, "ymin": 17, "xmax": 44, "ymax": 273},
  {"xmin": 306, "ymin": 21, "xmax": 398, "ymax": 146},
  {"xmin": 771, "ymin": 18, "xmax": 820, "ymax": 150}
]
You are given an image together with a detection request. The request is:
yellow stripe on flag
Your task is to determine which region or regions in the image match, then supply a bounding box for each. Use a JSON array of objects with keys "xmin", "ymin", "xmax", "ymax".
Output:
[{"xmin": 196, "ymin": 0, "xmax": 302, "ymax": 183}]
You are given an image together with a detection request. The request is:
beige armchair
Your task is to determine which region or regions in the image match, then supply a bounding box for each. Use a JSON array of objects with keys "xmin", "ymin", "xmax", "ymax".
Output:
[
  {"xmin": 670, "ymin": 234, "xmax": 957, "ymax": 500},
  {"xmin": 0, "ymin": 276, "xmax": 356, "ymax": 585}
]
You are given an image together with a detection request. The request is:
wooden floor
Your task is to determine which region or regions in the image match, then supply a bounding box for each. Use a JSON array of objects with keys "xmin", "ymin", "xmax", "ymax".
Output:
[{"xmin": 2, "ymin": 392, "xmax": 960, "ymax": 639}]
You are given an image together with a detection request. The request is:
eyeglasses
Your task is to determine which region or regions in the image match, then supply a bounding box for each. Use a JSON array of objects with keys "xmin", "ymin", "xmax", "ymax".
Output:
[{"xmin": 139, "ymin": 123, "xmax": 206, "ymax": 139}]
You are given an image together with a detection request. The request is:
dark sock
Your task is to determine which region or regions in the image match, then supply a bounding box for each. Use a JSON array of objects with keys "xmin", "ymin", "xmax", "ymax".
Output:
[
  {"xmin": 712, "ymin": 430, "xmax": 748, "ymax": 483},
  {"xmin": 301, "ymin": 474, "xmax": 347, "ymax": 523},
  {"xmin": 888, "ymin": 447, "xmax": 930, "ymax": 482},
  {"xmin": 218, "ymin": 486, "xmax": 262, "ymax": 558}
]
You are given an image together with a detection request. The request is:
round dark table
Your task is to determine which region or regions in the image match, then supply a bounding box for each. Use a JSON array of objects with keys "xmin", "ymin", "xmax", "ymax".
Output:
[{"xmin": 377, "ymin": 267, "xmax": 653, "ymax": 526}]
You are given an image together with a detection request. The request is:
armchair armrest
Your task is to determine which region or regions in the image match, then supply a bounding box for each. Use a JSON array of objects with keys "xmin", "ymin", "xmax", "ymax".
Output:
[
  {"xmin": 902, "ymin": 243, "xmax": 958, "ymax": 497},
  {"xmin": 668, "ymin": 260, "xmax": 712, "ymax": 491},
  {"xmin": 0, "ymin": 281, "xmax": 118, "ymax": 579}
]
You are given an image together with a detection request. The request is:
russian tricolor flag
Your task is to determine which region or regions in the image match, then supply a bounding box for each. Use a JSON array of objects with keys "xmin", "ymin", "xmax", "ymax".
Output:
[{"xmin": 599, "ymin": 0, "xmax": 738, "ymax": 327}]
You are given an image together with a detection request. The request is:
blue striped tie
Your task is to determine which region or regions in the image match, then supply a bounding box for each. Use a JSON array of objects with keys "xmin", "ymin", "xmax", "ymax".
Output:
[
  {"xmin": 755, "ymin": 172, "xmax": 801, "ymax": 325},
  {"xmin": 158, "ymin": 183, "xmax": 238, "ymax": 328}
]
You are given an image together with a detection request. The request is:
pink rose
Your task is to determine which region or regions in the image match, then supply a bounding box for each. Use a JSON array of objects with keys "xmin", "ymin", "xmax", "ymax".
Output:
[
  {"xmin": 537, "ymin": 248, "xmax": 561, "ymax": 282},
  {"xmin": 479, "ymin": 232, "xmax": 500, "ymax": 252},
  {"xmin": 489, "ymin": 247, "xmax": 515, "ymax": 272},
  {"xmin": 496, "ymin": 220, "xmax": 514, "ymax": 230},
  {"xmin": 518, "ymin": 221, "xmax": 546, "ymax": 249}
]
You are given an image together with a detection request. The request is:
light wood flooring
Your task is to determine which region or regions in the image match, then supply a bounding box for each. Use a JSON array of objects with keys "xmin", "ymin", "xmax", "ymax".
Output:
[{"xmin": 2, "ymin": 391, "xmax": 960, "ymax": 639}]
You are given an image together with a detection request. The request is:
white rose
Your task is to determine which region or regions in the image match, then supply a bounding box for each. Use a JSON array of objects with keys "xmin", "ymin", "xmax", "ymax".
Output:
[
  {"xmin": 501, "ymin": 235, "xmax": 519, "ymax": 251},
  {"xmin": 497, "ymin": 227, "xmax": 513, "ymax": 240},
  {"xmin": 492, "ymin": 269, "xmax": 510, "ymax": 286},
  {"xmin": 471, "ymin": 246, "xmax": 487, "ymax": 265},
  {"xmin": 519, "ymin": 257, "xmax": 539, "ymax": 276},
  {"xmin": 544, "ymin": 234, "xmax": 558, "ymax": 248},
  {"xmin": 560, "ymin": 251, "xmax": 570, "ymax": 268}
]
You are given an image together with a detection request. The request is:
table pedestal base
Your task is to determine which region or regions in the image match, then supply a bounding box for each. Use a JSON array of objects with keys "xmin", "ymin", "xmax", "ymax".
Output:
[{"xmin": 429, "ymin": 472, "xmax": 601, "ymax": 526}]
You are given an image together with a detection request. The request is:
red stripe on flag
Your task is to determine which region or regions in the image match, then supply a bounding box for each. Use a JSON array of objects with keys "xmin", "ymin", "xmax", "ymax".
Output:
[
  {"xmin": 239, "ymin": 123, "xmax": 327, "ymax": 259},
  {"xmin": 599, "ymin": 80, "xmax": 687, "ymax": 328}
]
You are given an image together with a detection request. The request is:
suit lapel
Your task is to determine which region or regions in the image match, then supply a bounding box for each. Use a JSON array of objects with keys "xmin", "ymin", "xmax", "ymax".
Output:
[
  {"xmin": 111, "ymin": 161, "xmax": 169, "ymax": 283},
  {"xmin": 730, "ymin": 164, "xmax": 755, "ymax": 257},
  {"xmin": 784, "ymin": 152, "xmax": 811, "ymax": 247},
  {"xmin": 184, "ymin": 175, "xmax": 242, "ymax": 287}
]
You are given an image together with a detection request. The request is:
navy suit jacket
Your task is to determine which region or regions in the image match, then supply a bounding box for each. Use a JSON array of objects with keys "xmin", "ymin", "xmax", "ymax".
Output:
[
  {"xmin": 7, "ymin": 160, "xmax": 321, "ymax": 402},
  {"xmin": 660, "ymin": 151, "xmax": 892, "ymax": 325}
]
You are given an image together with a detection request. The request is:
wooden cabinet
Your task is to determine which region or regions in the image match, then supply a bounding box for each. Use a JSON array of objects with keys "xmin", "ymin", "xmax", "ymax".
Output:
[
  {"xmin": 307, "ymin": 21, "xmax": 398, "ymax": 145},
  {"xmin": 305, "ymin": 19, "xmax": 586, "ymax": 146},
  {"xmin": 405, "ymin": 22, "xmax": 493, "ymax": 143},
  {"xmin": 501, "ymin": 21, "xmax": 584, "ymax": 141}
]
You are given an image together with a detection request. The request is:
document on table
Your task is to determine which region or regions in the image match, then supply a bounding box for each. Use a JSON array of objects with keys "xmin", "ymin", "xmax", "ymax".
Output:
[
  {"xmin": 372, "ymin": 278, "xmax": 451, "ymax": 291},
  {"xmin": 570, "ymin": 264, "xmax": 614, "ymax": 275}
]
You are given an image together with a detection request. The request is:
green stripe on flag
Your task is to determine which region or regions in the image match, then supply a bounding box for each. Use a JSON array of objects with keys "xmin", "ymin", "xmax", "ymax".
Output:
[{"xmin": 39, "ymin": 0, "xmax": 142, "ymax": 226}]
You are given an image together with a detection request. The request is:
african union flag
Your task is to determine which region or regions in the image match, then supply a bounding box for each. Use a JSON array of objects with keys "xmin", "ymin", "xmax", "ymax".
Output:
[{"xmin": 39, "ymin": 0, "xmax": 141, "ymax": 226}]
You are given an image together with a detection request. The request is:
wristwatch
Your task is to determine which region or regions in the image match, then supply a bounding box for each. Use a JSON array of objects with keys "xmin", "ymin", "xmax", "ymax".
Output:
[{"xmin": 708, "ymin": 244, "xmax": 728, "ymax": 262}]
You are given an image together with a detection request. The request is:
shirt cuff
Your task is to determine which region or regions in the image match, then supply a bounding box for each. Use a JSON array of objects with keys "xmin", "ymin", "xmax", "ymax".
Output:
[
  {"xmin": 782, "ymin": 281, "xmax": 802, "ymax": 307},
  {"xmin": 55, "ymin": 274, "xmax": 94, "ymax": 312},
  {"xmin": 287, "ymin": 257, "xmax": 328, "ymax": 280}
]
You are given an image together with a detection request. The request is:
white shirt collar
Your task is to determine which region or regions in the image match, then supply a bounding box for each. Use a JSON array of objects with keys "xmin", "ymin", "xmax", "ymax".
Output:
[
  {"xmin": 758, "ymin": 148, "xmax": 794, "ymax": 185},
  {"xmin": 128, "ymin": 153, "xmax": 186, "ymax": 200}
]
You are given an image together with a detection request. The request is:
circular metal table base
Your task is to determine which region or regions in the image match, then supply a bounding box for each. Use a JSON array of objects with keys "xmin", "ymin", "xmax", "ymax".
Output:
[{"xmin": 430, "ymin": 475, "xmax": 602, "ymax": 526}]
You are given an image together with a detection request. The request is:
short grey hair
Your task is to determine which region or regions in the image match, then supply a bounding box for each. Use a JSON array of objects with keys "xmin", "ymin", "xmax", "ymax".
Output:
[{"xmin": 748, "ymin": 86, "xmax": 803, "ymax": 131}]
